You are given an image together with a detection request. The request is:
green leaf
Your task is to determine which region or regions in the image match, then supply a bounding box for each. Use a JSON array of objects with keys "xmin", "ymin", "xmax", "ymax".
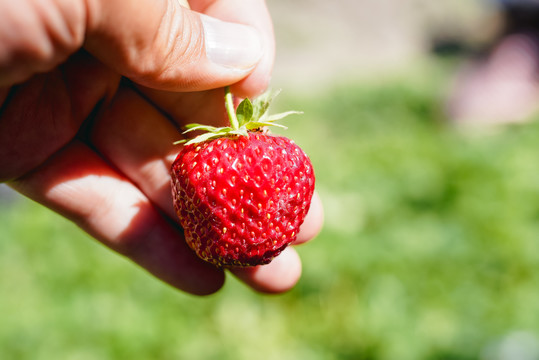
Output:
[
  {"xmin": 252, "ymin": 89, "xmax": 281, "ymax": 121},
  {"xmin": 230, "ymin": 128, "xmax": 249, "ymax": 137},
  {"xmin": 263, "ymin": 110, "xmax": 304, "ymax": 122},
  {"xmin": 182, "ymin": 124, "xmax": 224, "ymax": 134},
  {"xmin": 184, "ymin": 132, "xmax": 222, "ymax": 145},
  {"xmin": 236, "ymin": 98, "xmax": 253, "ymax": 126},
  {"xmin": 245, "ymin": 121, "xmax": 288, "ymax": 131},
  {"xmin": 184, "ymin": 123, "xmax": 207, "ymax": 130}
]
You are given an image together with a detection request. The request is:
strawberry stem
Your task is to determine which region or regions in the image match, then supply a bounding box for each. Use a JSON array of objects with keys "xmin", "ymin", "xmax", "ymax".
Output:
[{"xmin": 224, "ymin": 86, "xmax": 239, "ymax": 131}]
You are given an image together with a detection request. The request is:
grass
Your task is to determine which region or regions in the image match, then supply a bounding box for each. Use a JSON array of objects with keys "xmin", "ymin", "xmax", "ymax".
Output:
[{"xmin": 2, "ymin": 59, "xmax": 539, "ymax": 360}]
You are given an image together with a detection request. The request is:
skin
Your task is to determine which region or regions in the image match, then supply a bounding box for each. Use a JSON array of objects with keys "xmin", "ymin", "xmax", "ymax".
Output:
[{"xmin": 0, "ymin": 0, "xmax": 324, "ymax": 295}]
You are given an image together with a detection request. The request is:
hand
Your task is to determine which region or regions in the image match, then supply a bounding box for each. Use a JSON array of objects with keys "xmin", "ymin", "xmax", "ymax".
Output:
[{"xmin": 0, "ymin": 0, "xmax": 324, "ymax": 295}]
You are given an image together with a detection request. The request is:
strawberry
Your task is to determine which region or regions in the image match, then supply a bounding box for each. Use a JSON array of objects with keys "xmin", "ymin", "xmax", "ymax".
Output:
[{"xmin": 170, "ymin": 87, "xmax": 315, "ymax": 267}]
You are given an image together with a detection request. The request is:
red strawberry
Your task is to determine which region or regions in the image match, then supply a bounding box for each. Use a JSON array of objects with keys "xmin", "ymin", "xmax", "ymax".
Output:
[{"xmin": 171, "ymin": 88, "xmax": 315, "ymax": 267}]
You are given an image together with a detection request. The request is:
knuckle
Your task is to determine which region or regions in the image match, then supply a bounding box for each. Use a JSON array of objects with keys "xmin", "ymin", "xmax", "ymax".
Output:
[
  {"xmin": 0, "ymin": 0, "xmax": 86, "ymax": 78},
  {"xmin": 124, "ymin": 5, "xmax": 205, "ymax": 84}
]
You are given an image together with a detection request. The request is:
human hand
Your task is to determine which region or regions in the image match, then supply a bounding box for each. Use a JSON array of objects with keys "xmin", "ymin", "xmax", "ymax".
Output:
[{"xmin": 0, "ymin": 0, "xmax": 324, "ymax": 295}]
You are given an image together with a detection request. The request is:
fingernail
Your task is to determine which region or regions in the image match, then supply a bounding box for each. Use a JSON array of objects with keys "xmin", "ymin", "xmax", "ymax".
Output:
[{"xmin": 201, "ymin": 15, "xmax": 263, "ymax": 71}]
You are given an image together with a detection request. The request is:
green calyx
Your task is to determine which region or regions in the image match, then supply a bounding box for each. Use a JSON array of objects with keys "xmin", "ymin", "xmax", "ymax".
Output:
[{"xmin": 176, "ymin": 86, "xmax": 302, "ymax": 146}]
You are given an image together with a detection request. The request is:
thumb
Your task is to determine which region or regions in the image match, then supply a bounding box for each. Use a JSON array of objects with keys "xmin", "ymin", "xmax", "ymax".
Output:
[{"xmin": 84, "ymin": 0, "xmax": 264, "ymax": 91}]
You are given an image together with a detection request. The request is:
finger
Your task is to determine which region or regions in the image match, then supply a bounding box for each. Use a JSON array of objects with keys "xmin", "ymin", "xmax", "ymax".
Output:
[
  {"xmin": 189, "ymin": 0, "xmax": 275, "ymax": 97},
  {"xmin": 230, "ymin": 247, "xmax": 302, "ymax": 294},
  {"xmin": 10, "ymin": 141, "xmax": 225, "ymax": 295},
  {"xmin": 0, "ymin": 0, "xmax": 86, "ymax": 86},
  {"xmin": 137, "ymin": 86, "xmax": 229, "ymax": 129},
  {"xmin": 85, "ymin": 0, "xmax": 264, "ymax": 92},
  {"xmin": 294, "ymin": 191, "xmax": 324, "ymax": 245},
  {"xmin": 0, "ymin": 50, "xmax": 119, "ymax": 182},
  {"xmin": 90, "ymin": 86, "xmax": 182, "ymax": 220}
]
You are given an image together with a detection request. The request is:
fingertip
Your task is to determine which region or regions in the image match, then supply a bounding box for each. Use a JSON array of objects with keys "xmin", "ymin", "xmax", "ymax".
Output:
[
  {"xmin": 180, "ymin": 264, "xmax": 226, "ymax": 296},
  {"xmin": 229, "ymin": 69, "xmax": 272, "ymax": 99},
  {"xmin": 227, "ymin": 2, "xmax": 275, "ymax": 99},
  {"xmin": 229, "ymin": 247, "xmax": 302, "ymax": 294},
  {"xmin": 295, "ymin": 190, "xmax": 324, "ymax": 245}
]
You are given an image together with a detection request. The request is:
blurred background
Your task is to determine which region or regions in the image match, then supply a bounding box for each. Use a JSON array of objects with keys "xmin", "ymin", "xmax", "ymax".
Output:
[{"xmin": 2, "ymin": 0, "xmax": 539, "ymax": 359}]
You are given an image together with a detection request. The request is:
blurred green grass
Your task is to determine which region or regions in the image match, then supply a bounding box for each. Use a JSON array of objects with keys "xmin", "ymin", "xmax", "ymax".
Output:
[{"xmin": 2, "ymin": 60, "xmax": 539, "ymax": 360}]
